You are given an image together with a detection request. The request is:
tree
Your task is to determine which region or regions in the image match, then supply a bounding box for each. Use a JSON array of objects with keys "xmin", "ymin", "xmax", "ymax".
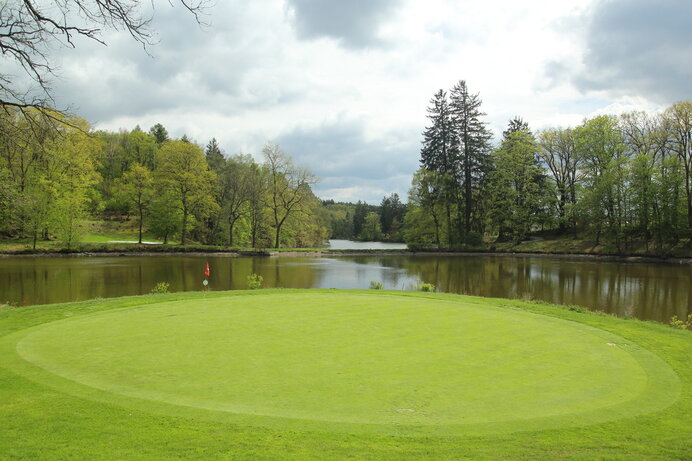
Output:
[
  {"xmin": 420, "ymin": 89, "xmax": 457, "ymax": 242},
  {"xmin": 246, "ymin": 162, "xmax": 267, "ymax": 248},
  {"xmin": 663, "ymin": 101, "xmax": 692, "ymax": 235},
  {"xmin": 380, "ymin": 193, "xmax": 405, "ymax": 239},
  {"xmin": 125, "ymin": 128, "xmax": 157, "ymax": 170},
  {"xmin": 503, "ymin": 116, "xmax": 529, "ymax": 138},
  {"xmin": 218, "ymin": 154, "xmax": 254, "ymax": 246},
  {"xmin": 149, "ymin": 192, "xmax": 180, "ymax": 244},
  {"xmin": 263, "ymin": 143, "xmax": 318, "ymax": 248},
  {"xmin": 538, "ymin": 127, "xmax": 582, "ymax": 235},
  {"xmin": 155, "ymin": 140, "xmax": 217, "ymax": 244},
  {"xmin": 405, "ymin": 169, "xmax": 447, "ymax": 246},
  {"xmin": 488, "ymin": 129, "xmax": 545, "ymax": 242},
  {"xmin": 0, "ymin": 1, "xmax": 206, "ymax": 112},
  {"xmin": 449, "ymin": 80, "xmax": 493, "ymax": 237},
  {"xmin": 205, "ymin": 138, "xmax": 225, "ymax": 173},
  {"xmin": 121, "ymin": 163, "xmax": 154, "ymax": 244},
  {"xmin": 359, "ymin": 212, "xmax": 382, "ymax": 241},
  {"xmin": 575, "ymin": 115, "xmax": 628, "ymax": 248},
  {"xmin": 149, "ymin": 123, "xmax": 169, "ymax": 145},
  {"xmin": 352, "ymin": 201, "xmax": 368, "ymax": 237}
]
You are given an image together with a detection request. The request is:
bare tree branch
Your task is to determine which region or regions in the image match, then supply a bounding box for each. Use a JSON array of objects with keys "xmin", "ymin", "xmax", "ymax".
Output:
[{"xmin": 0, "ymin": 0, "xmax": 209, "ymax": 115}]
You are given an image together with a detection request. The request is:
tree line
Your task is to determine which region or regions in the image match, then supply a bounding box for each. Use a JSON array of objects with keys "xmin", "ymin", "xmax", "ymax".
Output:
[
  {"xmin": 0, "ymin": 109, "xmax": 327, "ymax": 248},
  {"xmin": 323, "ymin": 194, "xmax": 407, "ymax": 242},
  {"xmin": 406, "ymin": 80, "xmax": 692, "ymax": 254}
]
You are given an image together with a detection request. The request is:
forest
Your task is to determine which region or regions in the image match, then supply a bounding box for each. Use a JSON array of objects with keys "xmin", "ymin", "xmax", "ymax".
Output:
[
  {"xmin": 406, "ymin": 81, "xmax": 692, "ymax": 254},
  {"xmin": 0, "ymin": 110, "xmax": 332, "ymax": 248},
  {"xmin": 1, "ymin": 88, "xmax": 691, "ymax": 254}
]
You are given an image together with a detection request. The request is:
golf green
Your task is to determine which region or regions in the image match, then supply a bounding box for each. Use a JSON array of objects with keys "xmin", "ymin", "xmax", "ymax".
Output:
[{"xmin": 5, "ymin": 291, "xmax": 679, "ymax": 435}]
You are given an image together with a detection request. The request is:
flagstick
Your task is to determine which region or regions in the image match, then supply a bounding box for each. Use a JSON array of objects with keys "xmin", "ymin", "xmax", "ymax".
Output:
[{"xmin": 202, "ymin": 262, "xmax": 211, "ymax": 298}]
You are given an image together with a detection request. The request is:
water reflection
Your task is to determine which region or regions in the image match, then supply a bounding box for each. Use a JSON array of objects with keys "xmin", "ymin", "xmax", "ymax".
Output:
[{"xmin": 0, "ymin": 254, "xmax": 689, "ymax": 323}]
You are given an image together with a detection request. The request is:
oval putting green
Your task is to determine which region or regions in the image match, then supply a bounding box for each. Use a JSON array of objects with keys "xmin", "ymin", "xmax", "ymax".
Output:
[{"xmin": 8, "ymin": 291, "xmax": 680, "ymax": 435}]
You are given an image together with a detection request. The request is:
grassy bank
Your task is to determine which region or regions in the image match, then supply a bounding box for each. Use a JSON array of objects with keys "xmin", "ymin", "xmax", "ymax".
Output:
[
  {"xmin": 1, "ymin": 216, "xmax": 690, "ymax": 259},
  {"xmin": 0, "ymin": 289, "xmax": 689, "ymax": 459}
]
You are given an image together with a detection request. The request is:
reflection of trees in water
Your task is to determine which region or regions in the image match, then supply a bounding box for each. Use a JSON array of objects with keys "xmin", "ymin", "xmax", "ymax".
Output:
[
  {"xmin": 0, "ymin": 255, "xmax": 689, "ymax": 323},
  {"xmin": 390, "ymin": 255, "xmax": 689, "ymax": 323}
]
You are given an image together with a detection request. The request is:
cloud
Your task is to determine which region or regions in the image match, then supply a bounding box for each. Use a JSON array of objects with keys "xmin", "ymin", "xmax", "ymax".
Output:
[
  {"xmin": 52, "ymin": 1, "xmax": 297, "ymax": 122},
  {"xmin": 548, "ymin": 0, "xmax": 692, "ymax": 104},
  {"xmin": 285, "ymin": 0, "xmax": 400, "ymax": 49},
  {"xmin": 276, "ymin": 118, "xmax": 419, "ymax": 202}
]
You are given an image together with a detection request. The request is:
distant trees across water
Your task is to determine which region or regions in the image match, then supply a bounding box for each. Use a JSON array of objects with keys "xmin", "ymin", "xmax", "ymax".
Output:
[
  {"xmin": 406, "ymin": 80, "xmax": 692, "ymax": 254},
  {"xmin": 2, "ymin": 90, "xmax": 691, "ymax": 253},
  {"xmin": 0, "ymin": 111, "xmax": 327, "ymax": 248}
]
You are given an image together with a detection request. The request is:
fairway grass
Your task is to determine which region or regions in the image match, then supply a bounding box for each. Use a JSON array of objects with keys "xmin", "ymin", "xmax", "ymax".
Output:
[{"xmin": 1, "ymin": 289, "xmax": 690, "ymax": 459}]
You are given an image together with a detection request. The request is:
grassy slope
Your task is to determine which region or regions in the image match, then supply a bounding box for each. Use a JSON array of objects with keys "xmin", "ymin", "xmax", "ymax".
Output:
[{"xmin": 0, "ymin": 290, "xmax": 690, "ymax": 460}]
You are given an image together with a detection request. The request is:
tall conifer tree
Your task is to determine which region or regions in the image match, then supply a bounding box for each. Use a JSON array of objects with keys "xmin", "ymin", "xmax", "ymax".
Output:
[{"xmin": 449, "ymin": 80, "xmax": 492, "ymax": 237}]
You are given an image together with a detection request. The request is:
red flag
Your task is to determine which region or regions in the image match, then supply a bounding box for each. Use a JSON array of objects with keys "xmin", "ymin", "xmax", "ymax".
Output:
[{"xmin": 204, "ymin": 262, "xmax": 210, "ymax": 277}]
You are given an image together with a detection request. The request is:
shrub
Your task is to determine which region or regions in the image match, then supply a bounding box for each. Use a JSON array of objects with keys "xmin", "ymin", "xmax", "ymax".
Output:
[
  {"xmin": 419, "ymin": 282, "xmax": 435, "ymax": 292},
  {"xmin": 465, "ymin": 231, "xmax": 483, "ymax": 246},
  {"xmin": 247, "ymin": 273, "xmax": 263, "ymax": 290},
  {"xmin": 369, "ymin": 281, "xmax": 383, "ymax": 290},
  {"xmin": 151, "ymin": 282, "xmax": 169, "ymax": 294},
  {"xmin": 669, "ymin": 314, "xmax": 691, "ymax": 330}
]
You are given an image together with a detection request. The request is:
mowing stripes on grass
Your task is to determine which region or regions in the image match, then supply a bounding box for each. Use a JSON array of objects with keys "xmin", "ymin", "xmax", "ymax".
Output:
[{"xmin": 2, "ymin": 291, "xmax": 680, "ymax": 436}]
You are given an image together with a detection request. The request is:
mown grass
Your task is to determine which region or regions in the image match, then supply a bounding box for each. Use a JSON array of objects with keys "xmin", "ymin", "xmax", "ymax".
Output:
[{"xmin": 0, "ymin": 289, "xmax": 689, "ymax": 460}]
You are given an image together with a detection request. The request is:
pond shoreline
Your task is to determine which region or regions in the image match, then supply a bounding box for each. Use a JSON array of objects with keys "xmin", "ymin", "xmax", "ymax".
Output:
[{"xmin": 1, "ymin": 247, "xmax": 691, "ymax": 264}]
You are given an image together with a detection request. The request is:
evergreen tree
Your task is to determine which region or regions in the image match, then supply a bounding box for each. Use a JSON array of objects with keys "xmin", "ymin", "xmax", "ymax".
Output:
[
  {"xmin": 353, "ymin": 201, "xmax": 368, "ymax": 237},
  {"xmin": 205, "ymin": 138, "xmax": 225, "ymax": 173},
  {"xmin": 449, "ymin": 80, "xmax": 493, "ymax": 238},
  {"xmin": 380, "ymin": 193, "xmax": 405, "ymax": 239},
  {"xmin": 503, "ymin": 116, "xmax": 529, "ymax": 138},
  {"xmin": 148, "ymin": 123, "xmax": 169, "ymax": 145},
  {"xmin": 420, "ymin": 89, "xmax": 457, "ymax": 242}
]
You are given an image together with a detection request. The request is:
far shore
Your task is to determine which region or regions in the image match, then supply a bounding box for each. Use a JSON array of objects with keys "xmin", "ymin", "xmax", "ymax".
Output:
[{"xmin": 1, "ymin": 244, "xmax": 690, "ymax": 265}]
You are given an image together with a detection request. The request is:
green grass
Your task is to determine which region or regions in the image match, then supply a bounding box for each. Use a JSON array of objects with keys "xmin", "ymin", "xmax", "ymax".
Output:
[{"xmin": 0, "ymin": 290, "xmax": 690, "ymax": 459}]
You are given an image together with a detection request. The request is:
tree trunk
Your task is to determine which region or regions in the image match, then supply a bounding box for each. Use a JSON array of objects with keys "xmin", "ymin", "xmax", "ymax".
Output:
[
  {"xmin": 228, "ymin": 218, "xmax": 235, "ymax": 246},
  {"xmin": 274, "ymin": 225, "xmax": 281, "ymax": 249},
  {"xmin": 138, "ymin": 205, "xmax": 143, "ymax": 244},
  {"xmin": 181, "ymin": 207, "xmax": 188, "ymax": 245}
]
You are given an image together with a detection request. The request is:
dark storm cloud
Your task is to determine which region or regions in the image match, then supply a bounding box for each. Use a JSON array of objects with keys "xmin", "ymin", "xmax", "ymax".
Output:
[
  {"xmin": 550, "ymin": 0, "xmax": 692, "ymax": 103},
  {"xmin": 286, "ymin": 0, "xmax": 400, "ymax": 49}
]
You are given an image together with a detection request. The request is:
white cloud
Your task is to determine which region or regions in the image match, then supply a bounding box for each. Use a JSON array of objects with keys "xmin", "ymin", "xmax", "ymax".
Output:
[{"xmin": 35, "ymin": 0, "xmax": 683, "ymax": 203}]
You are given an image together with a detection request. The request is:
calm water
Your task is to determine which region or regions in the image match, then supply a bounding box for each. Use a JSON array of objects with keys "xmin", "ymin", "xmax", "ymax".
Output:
[
  {"xmin": 327, "ymin": 239, "xmax": 408, "ymax": 250},
  {"xmin": 0, "ymin": 254, "xmax": 689, "ymax": 323}
]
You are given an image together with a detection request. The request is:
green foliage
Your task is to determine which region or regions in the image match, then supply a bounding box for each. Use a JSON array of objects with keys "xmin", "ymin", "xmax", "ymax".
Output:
[
  {"xmin": 121, "ymin": 163, "xmax": 154, "ymax": 244},
  {"xmin": 155, "ymin": 140, "xmax": 218, "ymax": 245},
  {"xmin": 488, "ymin": 129, "xmax": 547, "ymax": 242},
  {"xmin": 148, "ymin": 192, "xmax": 182, "ymax": 244},
  {"xmin": 263, "ymin": 143, "xmax": 320, "ymax": 248},
  {"xmin": 148, "ymin": 123, "xmax": 169, "ymax": 145},
  {"xmin": 419, "ymin": 282, "xmax": 435, "ymax": 292},
  {"xmin": 669, "ymin": 314, "xmax": 691, "ymax": 330},
  {"xmin": 247, "ymin": 273, "xmax": 263, "ymax": 290},
  {"xmin": 359, "ymin": 211, "xmax": 382, "ymax": 241},
  {"xmin": 465, "ymin": 231, "xmax": 483, "ymax": 246},
  {"xmin": 369, "ymin": 281, "xmax": 383, "ymax": 289},
  {"xmin": 150, "ymin": 282, "xmax": 170, "ymax": 294}
]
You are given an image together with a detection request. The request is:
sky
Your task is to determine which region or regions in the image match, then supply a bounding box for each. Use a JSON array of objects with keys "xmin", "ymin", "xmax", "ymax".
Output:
[{"xmin": 45, "ymin": 0, "xmax": 691, "ymax": 204}]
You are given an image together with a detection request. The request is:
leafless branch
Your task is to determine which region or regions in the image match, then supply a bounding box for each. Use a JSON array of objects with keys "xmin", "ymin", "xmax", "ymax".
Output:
[{"xmin": 0, "ymin": 0, "xmax": 208, "ymax": 116}]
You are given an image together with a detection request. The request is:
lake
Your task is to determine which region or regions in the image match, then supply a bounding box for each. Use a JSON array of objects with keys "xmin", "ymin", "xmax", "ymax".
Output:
[
  {"xmin": 0, "ymin": 253, "xmax": 689, "ymax": 323},
  {"xmin": 327, "ymin": 239, "xmax": 408, "ymax": 250}
]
